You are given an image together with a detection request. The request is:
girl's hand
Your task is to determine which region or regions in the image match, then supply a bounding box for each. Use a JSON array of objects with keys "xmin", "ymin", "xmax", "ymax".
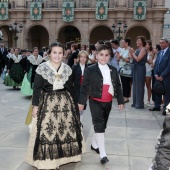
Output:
[
  {"xmin": 32, "ymin": 106, "xmax": 38, "ymax": 118},
  {"xmin": 118, "ymin": 104, "xmax": 124, "ymax": 111},
  {"xmin": 78, "ymin": 104, "xmax": 84, "ymax": 111}
]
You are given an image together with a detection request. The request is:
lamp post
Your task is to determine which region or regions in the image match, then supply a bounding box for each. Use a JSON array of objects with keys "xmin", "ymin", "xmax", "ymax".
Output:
[
  {"xmin": 9, "ymin": 21, "xmax": 23, "ymax": 47},
  {"xmin": 112, "ymin": 21, "xmax": 128, "ymax": 41}
]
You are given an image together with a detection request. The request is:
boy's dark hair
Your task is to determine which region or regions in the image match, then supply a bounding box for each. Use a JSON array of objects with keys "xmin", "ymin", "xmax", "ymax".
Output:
[
  {"xmin": 110, "ymin": 39, "xmax": 119, "ymax": 46},
  {"xmin": 26, "ymin": 49, "xmax": 31, "ymax": 52},
  {"xmin": 96, "ymin": 44, "xmax": 110, "ymax": 54},
  {"xmin": 32, "ymin": 47, "xmax": 38, "ymax": 52},
  {"xmin": 104, "ymin": 41, "xmax": 114, "ymax": 57},
  {"xmin": 71, "ymin": 43, "xmax": 78, "ymax": 50},
  {"xmin": 22, "ymin": 49, "xmax": 26, "ymax": 53},
  {"xmin": 97, "ymin": 40, "xmax": 104, "ymax": 45},
  {"xmin": 48, "ymin": 42, "xmax": 65, "ymax": 55},
  {"xmin": 89, "ymin": 44, "xmax": 96, "ymax": 55}
]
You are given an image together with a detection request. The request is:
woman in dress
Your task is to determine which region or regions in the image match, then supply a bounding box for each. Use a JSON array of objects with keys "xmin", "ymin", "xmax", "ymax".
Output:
[
  {"xmin": 149, "ymin": 103, "xmax": 170, "ymax": 170},
  {"xmin": 129, "ymin": 36, "xmax": 147, "ymax": 109},
  {"xmin": 72, "ymin": 50, "xmax": 88, "ymax": 123},
  {"xmin": 145, "ymin": 40, "xmax": 154, "ymax": 106},
  {"xmin": 25, "ymin": 42, "xmax": 85, "ymax": 170},
  {"xmin": 117, "ymin": 38, "xmax": 132, "ymax": 103},
  {"xmin": 21, "ymin": 47, "xmax": 43, "ymax": 96},
  {"xmin": 4, "ymin": 48, "xmax": 24, "ymax": 89}
]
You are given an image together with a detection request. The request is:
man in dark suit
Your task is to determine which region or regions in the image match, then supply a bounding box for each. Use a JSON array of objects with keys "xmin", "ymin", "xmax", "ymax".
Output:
[
  {"xmin": 67, "ymin": 43, "xmax": 78, "ymax": 68},
  {"xmin": 0, "ymin": 42, "xmax": 8, "ymax": 74},
  {"xmin": 149, "ymin": 38, "xmax": 170, "ymax": 115}
]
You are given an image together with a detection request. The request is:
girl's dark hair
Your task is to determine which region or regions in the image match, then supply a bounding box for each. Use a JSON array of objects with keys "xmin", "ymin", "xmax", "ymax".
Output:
[
  {"xmin": 89, "ymin": 44, "xmax": 96, "ymax": 55},
  {"xmin": 137, "ymin": 36, "xmax": 146, "ymax": 46},
  {"xmin": 48, "ymin": 42, "xmax": 65, "ymax": 55},
  {"xmin": 104, "ymin": 41, "xmax": 114, "ymax": 57},
  {"xmin": 156, "ymin": 44, "xmax": 161, "ymax": 51},
  {"xmin": 146, "ymin": 40, "xmax": 153, "ymax": 51},
  {"xmin": 96, "ymin": 44, "xmax": 110, "ymax": 54},
  {"xmin": 123, "ymin": 37, "xmax": 131, "ymax": 46}
]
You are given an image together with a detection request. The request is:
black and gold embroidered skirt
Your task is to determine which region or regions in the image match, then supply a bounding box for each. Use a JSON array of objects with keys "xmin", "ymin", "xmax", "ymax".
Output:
[{"xmin": 25, "ymin": 90, "xmax": 86, "ymax": 169}]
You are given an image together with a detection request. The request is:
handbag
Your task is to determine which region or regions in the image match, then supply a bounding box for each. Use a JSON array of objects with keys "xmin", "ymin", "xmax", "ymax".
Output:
[
  {"xmin": 153, "ymin": 81, "xmax": 166, "ymax": 96},
  {"xmin": 119, "ymin": 63, "xmax": 133, "ymax": 77}
]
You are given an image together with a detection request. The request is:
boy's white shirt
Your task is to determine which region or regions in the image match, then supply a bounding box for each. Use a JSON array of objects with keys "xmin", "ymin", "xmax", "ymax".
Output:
[{"xmin": 98, "ymin": 62, "xmax": 114, "ymax": 96}]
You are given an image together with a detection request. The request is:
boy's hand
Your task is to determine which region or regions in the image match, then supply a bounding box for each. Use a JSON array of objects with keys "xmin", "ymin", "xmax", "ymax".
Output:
[
  {"xmin": 78, "ymin": 104, "xmax": 84, "ymax": 111},
  {"xmin": 118, "ymin": 104, "xmax": 124, "ymax": 111}
]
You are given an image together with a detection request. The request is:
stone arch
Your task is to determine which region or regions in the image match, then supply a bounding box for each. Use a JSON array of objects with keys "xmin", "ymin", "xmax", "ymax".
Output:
[
  {"xmin": 58, "ymin": 25, "xmax": 81, "ymax": 44},
  {"xmin": 27, "ymin": 25, "xmax": 49, "ymax": 49},
  {"xmin": 0, "ymin": 25, "xmax": 12, "ymax": 48},
  {"xmin": 89, "ymin": 25, "xmax": 113, "ymax": 44},
  {"xmin": 125, "ymin": 25, "xmax": 151, "ymax": 48}
]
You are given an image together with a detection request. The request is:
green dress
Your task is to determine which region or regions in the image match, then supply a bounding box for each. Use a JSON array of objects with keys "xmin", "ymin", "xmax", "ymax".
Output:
[{"xmin": 4, "ymin": 55, "xmax": 24, "ymax": 87}]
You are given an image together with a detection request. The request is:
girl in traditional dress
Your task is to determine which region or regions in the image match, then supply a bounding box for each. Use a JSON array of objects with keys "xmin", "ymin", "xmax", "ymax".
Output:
[
  {"xmin": 21, "ymin": 47, "xmax": 43, "ymax": 96},
  {"xmin": 25, "ymin": 42, "xmax": 85, "ymax": 170},
  {"xmin": 72, "ymin": 50, "xmax": 88, "ymax": 123},
  {"xmin": 4, "ymin": 48, "xmax": 24, "ymax": 89}
]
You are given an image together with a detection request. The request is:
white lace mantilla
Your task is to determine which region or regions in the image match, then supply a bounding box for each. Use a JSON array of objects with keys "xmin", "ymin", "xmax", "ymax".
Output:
[
  {"xmin": 28, "ymin": 55, "xmax": 43, "ymax": 65},
  {"xmin": 36, "ymin": 61, "xmax": 72, "ymax": 90},
  {"xmin": 11, "ymin": 54, "xmax": 22, "ymax": 63}
]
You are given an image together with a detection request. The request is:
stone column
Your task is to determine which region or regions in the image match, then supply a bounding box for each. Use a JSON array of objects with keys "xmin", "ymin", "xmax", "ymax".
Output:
[
  {"xmin": 49, "ymin": 20, "xmax": 57, "ymax": 45},
  {"xmin": 152, "ymin": 12, "xmax": 164, "ymax": 45},
  {"xmin": 80, "ymin": 19, "xmax": 89, "ymax": 45}
]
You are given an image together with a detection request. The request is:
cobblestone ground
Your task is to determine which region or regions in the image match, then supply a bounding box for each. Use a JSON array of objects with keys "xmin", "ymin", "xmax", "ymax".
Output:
[{"xmin": 0, "ymin": 79, "xmax": 165, "ymax": 170}]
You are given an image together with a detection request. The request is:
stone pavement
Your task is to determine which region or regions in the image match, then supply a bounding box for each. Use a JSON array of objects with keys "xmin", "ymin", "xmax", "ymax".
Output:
[{"xmin": 0, "ymin": 79, "xmax": 165, "ymax": 170}]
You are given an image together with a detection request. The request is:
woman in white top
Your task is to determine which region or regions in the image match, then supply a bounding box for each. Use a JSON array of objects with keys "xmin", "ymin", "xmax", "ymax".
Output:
[
  {"xmin": 117, "ymin": 38, "xmax": 132, "ymax": 103},
  {"xmin": 145, "ymin": 40, "xmax": 154, "ymax": 106},
  {"xmin": 88, "ymin": 44, "xmax": 96, "ymax": 66}
]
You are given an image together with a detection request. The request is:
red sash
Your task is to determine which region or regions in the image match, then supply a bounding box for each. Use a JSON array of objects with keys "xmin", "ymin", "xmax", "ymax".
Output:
[
  {"xmin": 80, "ymin": 75, "xmax": 84, "ymax": 85},
  {"xmin": 91, "ymin": 84, "xmax": 113, "ymax": 102}
]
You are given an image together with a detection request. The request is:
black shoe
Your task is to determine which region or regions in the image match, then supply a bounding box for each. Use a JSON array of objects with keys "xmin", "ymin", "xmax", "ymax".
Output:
[
  {"xmin": 100, "ymin": 156, "xmax": 109, "ymax": 165},
  {"xmin": 124, "ymin": 99, "xmax": 129, "ymax": 103},
  {"xmin": 131, "ymin": 104, "xmax": 135, "ymax": 107},
  {"xmin": 149, "ymin": 107, "xmax": 160, "ymax": 111},
  {"xmin": 91, "ymin": 145, "xmax": 100, "ymax": 154},
  {"xmin": 162, "ymin": 110, "xmax": 166, "ymax": 116}
]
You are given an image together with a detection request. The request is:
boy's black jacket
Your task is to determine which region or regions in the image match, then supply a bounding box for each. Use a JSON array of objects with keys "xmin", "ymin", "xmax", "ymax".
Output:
[{"xmin": 78, "ymin": 63, "xmax": 124, "ymax": 105}]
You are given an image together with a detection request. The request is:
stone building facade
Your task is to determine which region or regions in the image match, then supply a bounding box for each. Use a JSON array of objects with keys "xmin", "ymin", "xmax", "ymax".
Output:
[
  {"xmin": 163, "ymin": 0, "xmax": 170, "ymax": 38},
  {"xmin": 0, "ymin": 0, "xmax": 168, "ymax": 49}
]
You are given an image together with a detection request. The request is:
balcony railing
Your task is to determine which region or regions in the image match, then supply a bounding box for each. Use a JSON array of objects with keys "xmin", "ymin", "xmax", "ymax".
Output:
[{"xmin": 7, "ymin": 0, "xmax": 166, "ymax": 9}]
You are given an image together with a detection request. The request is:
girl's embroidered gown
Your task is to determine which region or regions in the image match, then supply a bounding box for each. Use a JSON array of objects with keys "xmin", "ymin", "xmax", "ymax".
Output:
[{"xmin": 25, "ymin": 61, "xmax": 86, "ymax": 169}]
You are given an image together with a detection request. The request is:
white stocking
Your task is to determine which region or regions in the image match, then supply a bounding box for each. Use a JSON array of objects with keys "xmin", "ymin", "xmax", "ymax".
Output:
[
  {"xmin": 80, "ymin": 110, "xmax": 83, "ymax": 123},
  {"xmin": 92, "ymin": 134, "xmax": 98, "ymax": 149},
  {"xmin": 95, "ymin": 133, "xmax": 106, "ymax": 158}
]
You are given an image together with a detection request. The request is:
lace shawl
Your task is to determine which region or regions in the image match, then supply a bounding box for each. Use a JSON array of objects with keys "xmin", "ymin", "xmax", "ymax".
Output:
[
  {"xmin": 11, "ymin": 54, "xmax": 22, "ymax": 63},
  {"xmin": 36, "ymin": 61, "xmax": 72, "ymax": 90},
  {"xmin": 28, "ymin": 55, "xmax": 43, "ymax": 65}
]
